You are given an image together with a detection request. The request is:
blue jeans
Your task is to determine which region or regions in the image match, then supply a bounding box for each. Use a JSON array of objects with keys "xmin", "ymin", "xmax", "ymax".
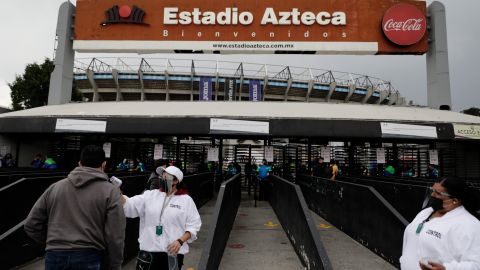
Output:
[{"xmin": 45, "ymin": 249, "xmax": 104, "ymax": 270}]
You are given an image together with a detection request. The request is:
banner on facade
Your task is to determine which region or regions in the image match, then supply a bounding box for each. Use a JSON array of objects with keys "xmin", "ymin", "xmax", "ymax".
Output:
[
  {"xmin": 199, "ymin": 77, "xmax": 212, "ymax": 101},
  {"xmin": 249, "ymin": 80, "xmax": 262, "ymax": 101},
  {"xmin": 224, "ymin": 78, "xmax": 237, "ymax": 101}
]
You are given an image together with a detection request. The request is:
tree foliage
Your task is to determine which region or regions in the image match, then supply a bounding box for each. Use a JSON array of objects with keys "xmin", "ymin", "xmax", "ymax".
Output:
[
  {"xmin": 461, "ymin": 107, "xmax": 480, "ymax": 117},
  {"xmin": 9, "ymin": 59, "xmax": 54, "ymax": 110},
  {"xmin": 8, "ymin": 58, "xmax": 82, "ymax": 111}
]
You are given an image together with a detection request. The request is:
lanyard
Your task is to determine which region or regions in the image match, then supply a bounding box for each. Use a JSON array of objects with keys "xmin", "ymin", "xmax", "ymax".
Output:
[
  {"xmin": 416, "ymin": 212, "xmax": 435, "ymax": 235},
  {"xmin": 158, "ymin": 192, "xmax": 175, "ymax": 225}
]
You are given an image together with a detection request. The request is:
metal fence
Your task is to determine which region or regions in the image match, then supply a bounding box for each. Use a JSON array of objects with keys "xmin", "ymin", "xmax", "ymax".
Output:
[{"xmin": 270, "ymin": 175, "xmax": 333, "ymax": 270}]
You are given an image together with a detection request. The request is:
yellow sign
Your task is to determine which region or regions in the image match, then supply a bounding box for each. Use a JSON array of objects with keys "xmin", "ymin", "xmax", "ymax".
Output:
[
  {"xmin": 317, "ymin": 223, "xmax": 332, "ymax": 229},
  {"xmin": 264, "ymin": 221, "xmax": 279, "ymax": 228},
  {"xmin": 453, "ymin": 124, "xmax": 480, "ymax": 140}
]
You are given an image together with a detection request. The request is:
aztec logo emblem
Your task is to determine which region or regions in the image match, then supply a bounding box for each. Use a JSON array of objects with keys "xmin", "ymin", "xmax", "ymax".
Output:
[{"xmin": 101, "ymin": 5, "xmax": 148, "ymax": 26}]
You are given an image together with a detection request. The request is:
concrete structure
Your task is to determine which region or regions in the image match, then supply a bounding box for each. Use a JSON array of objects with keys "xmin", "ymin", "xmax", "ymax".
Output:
[{"xmin": 427, "ymin": 1, "xmax": 452, "ymax": 110}]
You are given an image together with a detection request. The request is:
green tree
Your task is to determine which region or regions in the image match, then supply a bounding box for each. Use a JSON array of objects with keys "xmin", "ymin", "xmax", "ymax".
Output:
[
  {"xmin": 9, "ymin": 58, "xmax": 82, "ymax": 111},
  {"xmin": 461, "ymin": 107, "xmax": 480, "ymax": 117}
]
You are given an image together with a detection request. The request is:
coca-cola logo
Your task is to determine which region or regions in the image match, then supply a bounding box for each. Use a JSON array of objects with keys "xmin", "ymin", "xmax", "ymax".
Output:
[{"xmin": 382, "ymin": 3, "xmax": 427, "ymax": 46}]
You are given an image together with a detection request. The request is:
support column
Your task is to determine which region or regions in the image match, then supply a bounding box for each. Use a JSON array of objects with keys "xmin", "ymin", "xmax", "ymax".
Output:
[
  {"xmin": 48, "ymin": 2, "xmax": 75, "ymax": 105},
  {"xmin": 427, "ymin": 2, "xmax": 452, "ymax": 110}
]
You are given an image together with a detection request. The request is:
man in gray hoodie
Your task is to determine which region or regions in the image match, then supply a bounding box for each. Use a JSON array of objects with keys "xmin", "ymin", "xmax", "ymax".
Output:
[{"xmin": 24, "ymin": 145, "xmax": 125, "ymax": 270}]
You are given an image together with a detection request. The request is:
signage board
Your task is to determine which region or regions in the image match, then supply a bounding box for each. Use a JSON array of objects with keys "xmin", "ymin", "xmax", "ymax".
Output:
[
  {"xmin": 376, "ymin": 148, "xmax": 386, "ymax": 164},
  {"xmin": 320, "ymin": 146, "xmax": 331, "ymax": 162},
  {"xmin": 103, "ymin": 142, "xmax": 112, "ymax": 158},
  {"xmin": 55, "ymin": 118, "xmax": 107, "ymax": 133},
  {"xmin": 429, "ymin": 150, "xmax": 439, "ymax": 165},
  {"xmin": 210, "ymin": 118, "xmax": 269, "ymax": 134},
  {"xmin": 74, "ymin": 0, "xmax": 428, "ymax": 55},
  {"xmin": 380, "ymin": 122, "xmax": 437, "ymax": 139},
  {"xmin": 453, "ymin": 124, "xmax": 480, "ymax": 140},
  {"xmin": 154, "ymin": 144, "xmax": 164, "ymax": 160},
  {"xmin": 207, "ymin": 147, "xmax": 219, "ymax": 161},
  {"xmin": 264, "ymin": 146, "xmax": 274, "ymax": 162}
]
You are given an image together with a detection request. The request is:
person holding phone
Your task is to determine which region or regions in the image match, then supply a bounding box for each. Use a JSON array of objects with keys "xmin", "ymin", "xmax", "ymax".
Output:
[{"xmin": 400, "ymin": 177, "xmax": 480, "ymax": 270}]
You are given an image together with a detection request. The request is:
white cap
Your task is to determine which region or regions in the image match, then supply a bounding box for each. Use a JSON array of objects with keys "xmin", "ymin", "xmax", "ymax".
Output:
[
  {"xmin": 156, "ymin": 166, "xmax": 165, "ymax": 175},
  {"xmin": 165, "ymin": 166, "xmax": 184, "ymax": 182}
]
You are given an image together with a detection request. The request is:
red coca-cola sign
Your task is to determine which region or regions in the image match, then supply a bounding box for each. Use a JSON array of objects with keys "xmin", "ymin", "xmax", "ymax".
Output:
[{"xmin": 382, "ymin": 3, "xmax": 427, "ymax": 46}]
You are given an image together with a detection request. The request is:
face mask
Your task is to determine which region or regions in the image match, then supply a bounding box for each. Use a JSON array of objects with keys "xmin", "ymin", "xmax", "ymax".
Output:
[{"xmin": 427, "ymin": 196, "xmax": 444, "ymax": 211}]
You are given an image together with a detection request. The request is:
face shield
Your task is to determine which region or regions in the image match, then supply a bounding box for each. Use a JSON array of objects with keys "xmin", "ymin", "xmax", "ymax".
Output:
[{"xmin": 164, "ymin": 173, "xmax": 176, "ymax": 193}]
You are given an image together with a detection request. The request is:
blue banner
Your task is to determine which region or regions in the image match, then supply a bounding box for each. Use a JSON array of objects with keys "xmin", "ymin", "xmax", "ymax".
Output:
[
  {"xmin": 199, "ymin": 77, "xmax": 212, "ymax": 101},
  {"xmin": 249, "ymin": 80, "xmax": 262, "ymax": 101}
]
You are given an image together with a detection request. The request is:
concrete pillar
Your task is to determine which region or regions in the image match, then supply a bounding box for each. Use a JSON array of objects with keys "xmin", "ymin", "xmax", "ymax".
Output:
[
  {"xmin": 427, "ymin": 2, "xmax": 452, "ymax": 110},
  {"xmin": 48, "ymin": 2, "xmax": 75, "ymax": 105}
]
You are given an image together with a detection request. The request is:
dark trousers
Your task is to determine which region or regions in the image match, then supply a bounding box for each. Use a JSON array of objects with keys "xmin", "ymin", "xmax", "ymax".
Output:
[
  {"xmin": 259, "ymin": 178, "xmax": 270, "ymax": 201},
  {"xmin": 136, "ymin": 251, "xmax": 185, "ymax": 270},
  {"xmin": 45, "ymin": 249, "xmax": 104, "ymax": 270}
]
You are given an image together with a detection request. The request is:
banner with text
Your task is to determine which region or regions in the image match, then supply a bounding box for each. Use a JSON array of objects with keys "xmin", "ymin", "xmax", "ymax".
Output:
[
  {"xmin": 199, "ymin": 77, "xmax": 212, "ymax": 101},
  {"xmin": 249, "ymin": 80, "xmax": 262, "ymax": 101},
  {"xmin": 224, "ymin": 78, "xmax": 237, "ymax": 101},
  {"xmin": 74, "ymin": 0, "xmax": 428, "ymax": 55}
]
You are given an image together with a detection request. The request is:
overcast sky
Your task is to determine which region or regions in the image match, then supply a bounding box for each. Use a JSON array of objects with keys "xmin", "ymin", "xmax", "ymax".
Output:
[{"xmin": 0, "ymin": 0, "xmax": 478, "ymax": 111}]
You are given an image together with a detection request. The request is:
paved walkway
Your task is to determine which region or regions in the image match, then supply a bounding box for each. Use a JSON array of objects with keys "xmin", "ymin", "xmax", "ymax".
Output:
[
  {"xmin": 18, "ymin": 193, "xmax": 397, "ymax": 270},
  {"xmin": 311, "ymin": 211, "xmax": 397, "ymax": 270},
  {"xmin": 218, "ymin": 198, "xmax": 303, "ymax": 270}
]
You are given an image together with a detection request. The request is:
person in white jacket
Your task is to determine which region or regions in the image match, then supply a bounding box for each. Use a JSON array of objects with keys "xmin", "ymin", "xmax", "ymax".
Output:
[
  {"xmin": 400, "ymin": 177, "xmax": 480, "ymax": 270},
  {"xmin": 122, "ymin": 166, "xmax": 201, "ymax": 269}
]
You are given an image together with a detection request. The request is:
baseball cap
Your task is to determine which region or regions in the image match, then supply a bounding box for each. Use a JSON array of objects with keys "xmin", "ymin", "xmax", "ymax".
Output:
[{"xmin": 165, "ymin": 166, "xmax": 184, "ymax": 182}]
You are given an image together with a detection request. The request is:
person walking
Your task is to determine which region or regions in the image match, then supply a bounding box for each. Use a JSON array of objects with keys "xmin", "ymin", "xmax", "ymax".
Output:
[
  {"xmin": 24, "ymin": 145, "xmax": 126, "ymax": 270},
  {"xmin": 122, "ymin": 166, "xmax": 201, "ymax": 269},
  {"xmin": 257, "ymin": 159, "xmax": 272, "ymax": 201},
  {"xmin": 400, "ymin": 177, "xmax": 480, "ymax": 270}
]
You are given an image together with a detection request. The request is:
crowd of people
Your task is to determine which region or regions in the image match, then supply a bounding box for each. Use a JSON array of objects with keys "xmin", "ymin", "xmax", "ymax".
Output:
[{"xmin": 19, "ymin": 146, "xmax": 479, "ymax": 269}]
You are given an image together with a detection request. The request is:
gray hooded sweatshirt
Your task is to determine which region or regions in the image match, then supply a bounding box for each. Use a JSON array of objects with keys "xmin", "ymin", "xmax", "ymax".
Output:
[{"xmin": 24, "ymin": 166, "xmax": 126, "ymax": 269}]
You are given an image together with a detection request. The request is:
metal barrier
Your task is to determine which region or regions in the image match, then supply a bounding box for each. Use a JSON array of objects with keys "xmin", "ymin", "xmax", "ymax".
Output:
[
  {"xmin": 340, "ymin": 176, "xmax": 429, "ymax": 222},
  {"xmin": 198, "ymin": 174, "xmax": 241, "ymax": 270},
  {"xmin": 270, "ymin": 175, "xmax": 333, "ymax": 270},
  {"xmin": 0, "ymin": 171, "xmax": 68, "ymax": 188},
  {"xmin": 183, "ymin": 172, "xmax": 214, "ymax": 208},
  {"xmin": 0, "ymin": 175, "xmax": 66, "ymax": 234},
  {"xmin": 0, "ymin": 172, "xmax": 149, "ymax": 269},
  {"xmin": 297, "ymin": 175, "xmax": 408, "ymax": 267}
]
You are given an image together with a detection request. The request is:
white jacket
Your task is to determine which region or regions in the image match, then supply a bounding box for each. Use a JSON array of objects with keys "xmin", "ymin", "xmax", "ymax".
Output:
[
  {"xmin": 400, "ymin": 206, "xmax": 480, "ymax": 270},
  {"xmin": 123, "ymin": 190, "xmax": 201, "ymax": 254}
]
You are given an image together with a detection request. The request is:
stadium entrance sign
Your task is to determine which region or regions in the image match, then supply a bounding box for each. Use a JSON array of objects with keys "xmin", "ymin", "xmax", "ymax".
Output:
[{"xmin": 73, "ymin": 0, "xmax": 428, "ymax": 55}]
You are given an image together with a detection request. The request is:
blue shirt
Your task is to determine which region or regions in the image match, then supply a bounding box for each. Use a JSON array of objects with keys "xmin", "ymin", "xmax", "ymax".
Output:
[{"xmin": 257, "ymin": 165, "xmax": 272, "ymax": 180}]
